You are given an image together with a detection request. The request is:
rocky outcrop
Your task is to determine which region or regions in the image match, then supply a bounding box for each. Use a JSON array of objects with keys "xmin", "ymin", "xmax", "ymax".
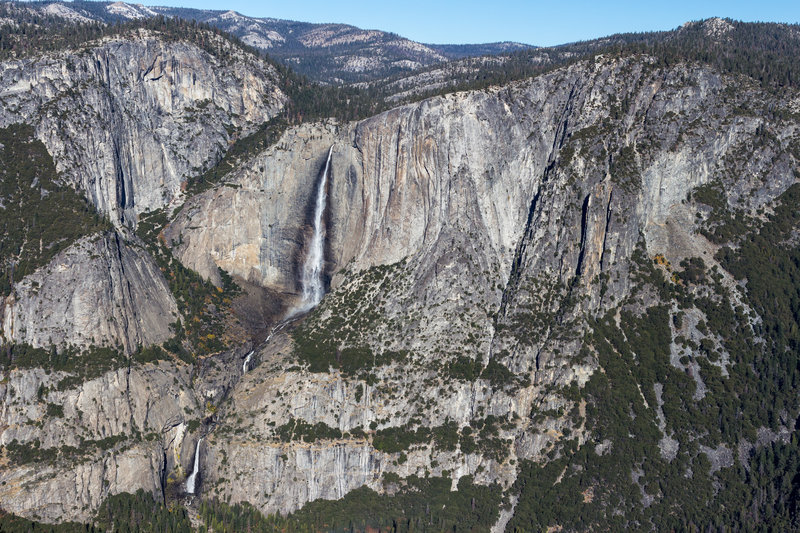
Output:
[
  {"xmin": 2, "ymin": 231, "xmax": 178, "ymax": 354},
  {"xmin": 0, "ymin": 29, "xmax": 285, "ymax": 225},
  {"xmin": 204, "ymin": 437, "xmax": 384, "ymax": 514},
  {"xmin": 2, "ymin": 43, "xmax": 800, "ymax": 525},
  {"xmin": 0, "ymin": 362, "xmax": 199, "ymax": 522},
  {"xmin": 167, "ymin": 55, "xmax": 800, "ymax": 516},
  {"xmin": 202, "ymin": 345, "xmax": 535, "ymax": 514}
]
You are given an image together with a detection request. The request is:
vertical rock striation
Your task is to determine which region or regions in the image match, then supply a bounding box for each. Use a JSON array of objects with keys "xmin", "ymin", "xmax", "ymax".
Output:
[
  {"xmin": 2, "ymin": 232, "xmax": 178, "ymax": 354},
  {"xmin": 167, "ymin": 54, "xmax": 800, "ymax": 517},
  {"xmin": 0, "ymin": 30, "xmax": 285, "ymax": 225}
]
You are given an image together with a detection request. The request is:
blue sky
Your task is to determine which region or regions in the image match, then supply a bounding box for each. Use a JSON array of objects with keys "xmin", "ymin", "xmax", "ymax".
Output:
[{"xmin": 137, "ymin": 0, "xmax": 800, "ymax": 46}]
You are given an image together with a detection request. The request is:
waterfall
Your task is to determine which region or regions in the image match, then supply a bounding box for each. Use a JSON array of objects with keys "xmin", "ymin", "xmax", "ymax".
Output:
[
  {"xmin": 243, "ymin": 321, "xmax": 289, "ymax": 373},
  {"xmin": 185, "ymin": 437, "xmax": 203, "ymax": 494},
  {"xmin": 295, "ymin": 146, "xmax": 333, "ymax": 314},
  {"xmin": 242, "ymin": 350, "xmax": 254, "ymax": 373}
]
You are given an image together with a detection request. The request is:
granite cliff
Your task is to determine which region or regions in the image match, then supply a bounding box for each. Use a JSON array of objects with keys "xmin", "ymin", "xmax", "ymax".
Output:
[
  {"xmin": 0, "ymin": 27, "xmax": 285, "ymax": 226},
  {"xmin": 1, "ymin": 15, "xmax": 800, "ymax": 532},
  {"xmin": 164, "ymin": 55, "xmax": 800, "ymax": 520}
]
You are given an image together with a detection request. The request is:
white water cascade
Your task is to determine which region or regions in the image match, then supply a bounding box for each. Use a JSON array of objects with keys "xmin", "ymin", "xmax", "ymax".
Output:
[
  {"xmin": 295, "ymin": 146, "xmax": 333, "ymax": 314},
  {"xmin": 242, "ymin": 350, "xmax": 254, "ymax": 373},
  {"xmin": 185, "ymin": 437, "xmax": 203, "ymax": 494},
  {"xmin": 242, "ymin": 321, "xmax": 290, "ymax": 374}
]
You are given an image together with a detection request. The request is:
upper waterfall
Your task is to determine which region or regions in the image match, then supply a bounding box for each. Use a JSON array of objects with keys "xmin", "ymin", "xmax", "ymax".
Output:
[{"xmin": 294, "ymin": 146, "xmax": 333, "ymax": 315}]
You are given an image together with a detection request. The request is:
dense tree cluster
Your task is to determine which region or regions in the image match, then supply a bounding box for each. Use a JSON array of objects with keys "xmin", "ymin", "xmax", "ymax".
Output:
[
  {"xmin": 95, "ymin": 490, "xmax": 193, "ymax": 533},
  {"xmin": 507, "ymin": 183, "xmax": 800, "ymax": 530},
  {"xmin": 1, "ymin": 477, "xmax": 502, "ymax": 533},
  {"xmin": 0, "ymin": 510, "xmax": 90, "ymax": 532},
  {"xmin": 0, "ymin": 124, "xmax": 110, "ymax": 296}
]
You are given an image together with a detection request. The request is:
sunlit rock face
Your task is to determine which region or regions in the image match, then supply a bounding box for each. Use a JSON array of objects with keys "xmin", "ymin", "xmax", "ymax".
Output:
[
  {"xmin": 1, "ymin": 25, "xmax": 799, "ymax": 525},
  {"xmin": 166, "ymin": 55, "xmax": 799, "ymax": 516},
  {"xmin": 0, "ymin": 30, "xmax": 285, "ymax": 225}
]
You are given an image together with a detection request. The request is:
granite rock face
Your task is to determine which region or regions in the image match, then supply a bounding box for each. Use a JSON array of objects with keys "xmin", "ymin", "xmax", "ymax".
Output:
[
  {"xmin": 2, "ymin": 231, "xmax": 178, "ymax": 354},
  {"xmin": 165, "ymin": 55, "xmax": 800, "ymax": 516},
  {"xmin": 0, "ymin": 362, "xmax": 199, "ymax": 522},
  {"xmin": 2, "ymin": 44, "xmax": 800, "ymax": 525},
  {"xmin": 166, "ymin": 122, "xmax": 341, "ymax": 295},
  {"xmin": 0, "ymin": 29, "xmax": 285, "ymax": 225},
  {"xmin": 171, "ymin": 55, "xmax": 794, "ymax": 339}
]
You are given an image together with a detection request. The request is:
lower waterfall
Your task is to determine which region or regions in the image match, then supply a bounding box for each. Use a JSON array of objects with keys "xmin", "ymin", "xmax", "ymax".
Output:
[
  {"xmin": 185, "ymin": 437, "xmax": 203, "ymax": 494},
  {"xmin": 242, "ymin": 351, "xmax": 254, "ymax": 373}
]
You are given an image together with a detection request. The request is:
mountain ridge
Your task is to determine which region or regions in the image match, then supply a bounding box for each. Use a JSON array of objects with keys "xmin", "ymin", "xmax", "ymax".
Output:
[{"xmin": 8, "ymin": 1, "xmax": 533, "ymax": 83}]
